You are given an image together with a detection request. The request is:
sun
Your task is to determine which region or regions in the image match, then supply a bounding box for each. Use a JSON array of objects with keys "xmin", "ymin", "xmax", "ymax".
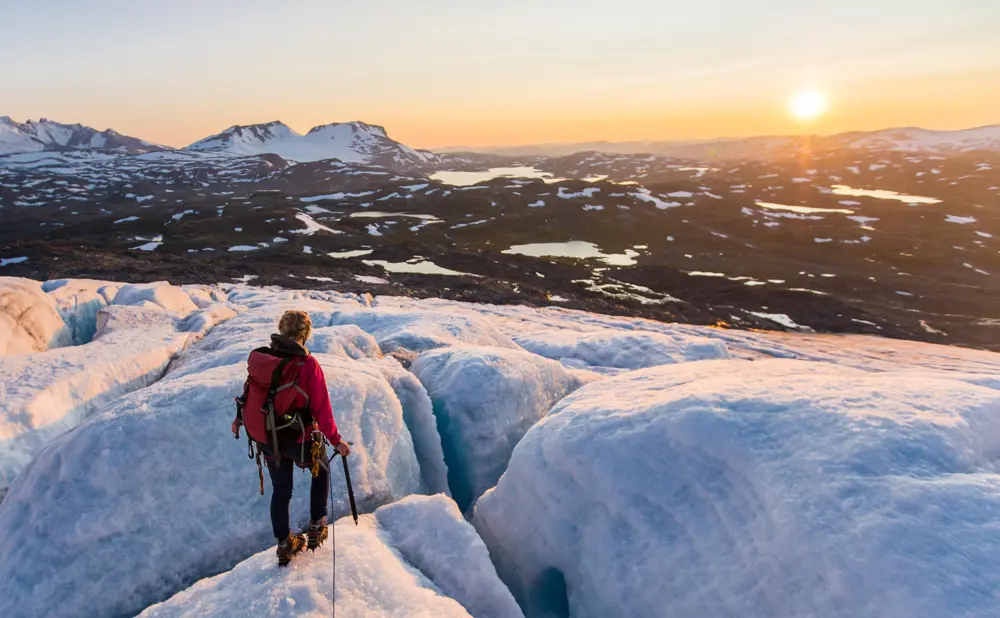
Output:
[{"xmin": 789, "ymin": 90, "xmax": 828, "ymax": 121}]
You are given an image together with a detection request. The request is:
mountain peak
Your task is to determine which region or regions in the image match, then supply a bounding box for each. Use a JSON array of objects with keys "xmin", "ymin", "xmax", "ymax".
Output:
[
  {"xmin": 0, "ymin": 116, "xmax": 162, "ymax": 156},
  {"xmin": 186, "ymin": 119, "xmax": 434, "ymax": 167},
  {"xmin": 305, "ymin": 120, "xmax": 388, "ymax": 138}
]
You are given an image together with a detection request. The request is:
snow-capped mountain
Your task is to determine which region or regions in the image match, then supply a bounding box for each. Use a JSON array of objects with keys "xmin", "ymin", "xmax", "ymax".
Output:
[
  {"xmin": 836, "ymin": 125, "xmax": 1000, "ymax": 153},
  {"xmin": 187, "ymin": 120, "xmax": 439, "ymax": 167},
  {"xmin": 0, "ymin": 116, "xmax": 162, "ymax": 156}
]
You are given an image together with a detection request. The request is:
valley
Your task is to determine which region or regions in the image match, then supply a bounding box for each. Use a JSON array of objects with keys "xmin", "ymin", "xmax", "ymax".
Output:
[{"xmin": 1, "ymin": 118, "xmax": 998, "ymax": 350}]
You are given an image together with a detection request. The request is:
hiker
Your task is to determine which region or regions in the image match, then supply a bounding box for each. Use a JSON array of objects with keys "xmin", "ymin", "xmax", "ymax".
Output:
[{"xmin": 232, "ymin": 310, "xmax": 351, "ymax": 566}]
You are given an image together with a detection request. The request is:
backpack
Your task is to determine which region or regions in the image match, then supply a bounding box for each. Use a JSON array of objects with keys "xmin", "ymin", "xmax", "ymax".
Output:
[{"xmin": 236, "ymin": 347, "xmax": 314, "ymax": 473}]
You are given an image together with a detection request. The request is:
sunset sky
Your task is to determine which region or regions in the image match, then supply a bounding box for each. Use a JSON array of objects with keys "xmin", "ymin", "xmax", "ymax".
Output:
[{"xmin": 2, "ymin": 0, "xmax": 998, "ymax": 149}]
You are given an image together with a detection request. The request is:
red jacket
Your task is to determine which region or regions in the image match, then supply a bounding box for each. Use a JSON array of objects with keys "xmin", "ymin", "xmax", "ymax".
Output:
[
  {"xmin": 293, "ymin": 354, "xmax": 342, "ymax": 446},
  {"xmin": 239, "ymin": 335, "xmax": 342, "ymax": 447}
]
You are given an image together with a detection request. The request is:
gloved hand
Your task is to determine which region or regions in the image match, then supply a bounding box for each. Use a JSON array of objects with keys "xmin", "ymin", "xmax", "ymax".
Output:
[{"xmin": 231, "ymin": 417, "xmax": 242, "ymax": 439}]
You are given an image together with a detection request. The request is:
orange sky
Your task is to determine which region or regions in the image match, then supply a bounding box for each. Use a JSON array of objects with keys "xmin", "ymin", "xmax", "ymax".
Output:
[{"xmin": 3, "ymin": 2, "xmax": 999, "ymax": 149}]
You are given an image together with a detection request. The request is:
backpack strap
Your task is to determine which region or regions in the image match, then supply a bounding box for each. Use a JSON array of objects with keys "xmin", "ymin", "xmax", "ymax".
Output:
[{"xmin": 266, "ymin": 358, "xmax": 294, "ymax": 469}]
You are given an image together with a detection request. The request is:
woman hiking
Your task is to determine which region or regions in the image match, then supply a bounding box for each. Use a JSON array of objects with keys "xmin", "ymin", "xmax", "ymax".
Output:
[{"xmin": 232, "ymin": 310, "xmax": 351, "ymax": 566}]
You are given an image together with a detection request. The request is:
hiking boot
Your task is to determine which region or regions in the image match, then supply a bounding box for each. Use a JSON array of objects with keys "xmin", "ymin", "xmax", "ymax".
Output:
[
  {"xmin": 307, "ymin": 518, "xmax": 328, "ymax": 551},
  {"xmin": 276, "ymin": 533, "xmax": 306, "ymax": 567}
]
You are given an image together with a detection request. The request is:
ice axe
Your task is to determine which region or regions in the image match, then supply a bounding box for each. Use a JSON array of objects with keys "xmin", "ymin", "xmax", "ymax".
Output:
[
  {"xmin": 339, "ymin": 450, "xmax": 359, "ymax": 526},
  {"xmin": 314, "ymin": 434, "xmax": 358, "ymax": 526}
]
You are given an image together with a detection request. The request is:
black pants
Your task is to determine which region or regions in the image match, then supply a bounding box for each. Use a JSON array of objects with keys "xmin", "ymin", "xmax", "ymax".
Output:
[{"xmin": 264, "ymin": 443, "xmax": 329, "ymax": 541}]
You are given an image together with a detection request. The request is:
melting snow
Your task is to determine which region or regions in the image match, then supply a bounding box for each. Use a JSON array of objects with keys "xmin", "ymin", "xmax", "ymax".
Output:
[
  {"xmin": 746, "ymin": 311, "xmax": 809, "ymax": 330},
  {"xmin": 946, "ymin": 215, "xmax": 977, "ymax": 225},
  {"xmin": 355, "ymin": 275, "xmax": 389, "ymax": 285},
  {"xmin": 756, "ymin": 201, "xmax": 853, "ymax": 214},
  {"xmin": 430, "ymin": 167, "xmax": 560, "ymax": 186},
  {"xmin": 293, "ymin": 212, "xmax": 340, "ymax": 235},
  {"xmin": 363, "ymin": 259, "xmax": 477, "ymax": 277},
  {"xmin": 349, "ymin": 212, "xmax": 440, "ymax": 221},
  {"xmin": 327, "ymin": 249, "xmax": 374, "ymax": 259},
  {"xmin": 503, "ymin": 241, "xmax": 639, "ymax": 266},
  {"xmin": 831, "ymin": 185, "xmax": 942, "ymax": 204}
]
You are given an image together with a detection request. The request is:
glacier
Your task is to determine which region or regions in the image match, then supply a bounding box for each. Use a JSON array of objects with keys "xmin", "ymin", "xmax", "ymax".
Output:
[
  {"xmin": 474, "ymin": 359, "xmax": 1000, "ymax": 618},
  {"xmin": 0, "ymin": 278, "xmax": 999, "ymax": 618}
]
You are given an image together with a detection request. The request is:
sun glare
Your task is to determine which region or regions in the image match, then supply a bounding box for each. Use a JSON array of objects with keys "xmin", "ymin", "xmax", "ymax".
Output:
[{"xmin": 789, "ymin": 90, "xmax": 828, "ymax": 121}]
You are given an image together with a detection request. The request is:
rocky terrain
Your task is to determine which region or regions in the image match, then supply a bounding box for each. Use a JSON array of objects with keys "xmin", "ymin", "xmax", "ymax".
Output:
[{"xmin": 1, "ymin": 118, "xmax": 998, "ymax": 350}]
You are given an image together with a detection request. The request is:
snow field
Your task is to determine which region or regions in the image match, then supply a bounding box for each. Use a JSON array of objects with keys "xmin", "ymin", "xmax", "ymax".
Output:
[{"xmin": 474, "ymin": 359, "xmax": 1000, "ymax": 618}]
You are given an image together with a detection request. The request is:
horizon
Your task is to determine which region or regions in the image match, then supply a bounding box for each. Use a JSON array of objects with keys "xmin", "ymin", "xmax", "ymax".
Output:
[
  {"xmin": 2, "ymin": 1, "xmax": 999, "ymax": 149},
  {"xmin": 7, "ymin": 114, "xmax": 1000, "ymax": 153}
]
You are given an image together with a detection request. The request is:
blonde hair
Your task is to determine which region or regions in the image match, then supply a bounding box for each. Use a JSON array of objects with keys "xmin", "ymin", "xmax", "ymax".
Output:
[{"xmin": 278, "ymin": 310, "xmax": 312, "ymax": 345}]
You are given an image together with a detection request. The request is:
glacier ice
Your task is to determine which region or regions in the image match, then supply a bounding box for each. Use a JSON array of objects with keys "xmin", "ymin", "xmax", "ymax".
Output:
[
  {"xmin": 5, "ymin": 279, "xmax": 1000, "ymax": 618},
  {"xmin": 308, "ymin": 324, "xmax": 382, "ymax": 360},
  {"xmin": 43, "ymin": 278, "xmax": 121, "ymax": 344},
  {"xmin": 375, "ymin": 494, "xmax": 523, "ymax": 618},
  {"xmin": 112, "ymin": 282, "xmax": 199, "ymax": 316},
  {"xmin": 0, "ymin": 352, "xmax": 425, "ymax": 617},
  {"xmin": 138, "ymin": 495, "xmax": 520, "ymax": 618},
  {"xmin": 0, "ymin": 327, "xmax": 191, "ymax": 492},
  {"xmin": 379, "ymin": 357, "xmax": 451, "ymax": 496},
  {"xmin": 330, "ymin": 307, "xmax": 520, "ymax": 354},
  {"xmin": 0, "ymin": 276, "xmax": 73, "ymax": 356},
  {"xmin": 474, "ymin": 359, "xmax": 1000, "ymax": 618},
  {"xmin": 413, "ymin": 346, "xmax": 581, "ymax": 511},
  {"xmin": 514, "ymin": 327, "xmax": 731, "ymax": 370}
]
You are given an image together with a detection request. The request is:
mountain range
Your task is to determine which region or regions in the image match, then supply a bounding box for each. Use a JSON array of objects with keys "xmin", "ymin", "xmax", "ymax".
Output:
[
  {"xmin": 1, "ymin": 114, "xmax": 997, "ymax": 353},
  {"xmin": 441, "ymin": 125, "xmax": 1000, "ymax": 159},
  {"xmin": 0, "ymin": 116, "xmax": 161, "ymax": 156},
  {"xmin": 3, "ymin": 116, "xmax": 1000, "ymax": 166},
  {"xmin": 0, "ymin": 117, "xmax": 439, "ymax": 168}
]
